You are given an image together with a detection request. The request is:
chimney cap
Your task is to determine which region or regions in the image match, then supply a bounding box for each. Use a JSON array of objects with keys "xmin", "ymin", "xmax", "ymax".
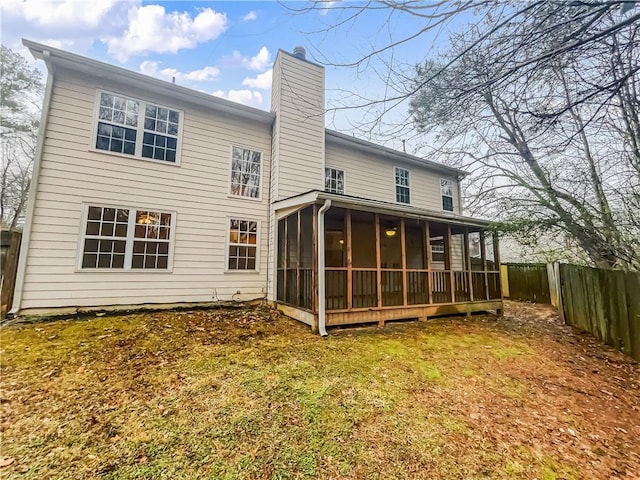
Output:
[{"xmin": 293, "ymin": 46, "xmax": 306, "ymax": 60}]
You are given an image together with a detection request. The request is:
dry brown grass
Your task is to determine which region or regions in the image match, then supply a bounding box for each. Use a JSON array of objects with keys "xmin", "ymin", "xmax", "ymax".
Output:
[{"xmin": 1, "ymin": 301, "xmax": 639, "ymax": 479}]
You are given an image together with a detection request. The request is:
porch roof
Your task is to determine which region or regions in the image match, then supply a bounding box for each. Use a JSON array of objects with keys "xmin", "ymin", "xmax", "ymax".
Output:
[{"xmin": 273, "ymin": 190, "xmax": 495, "ymax": 229}]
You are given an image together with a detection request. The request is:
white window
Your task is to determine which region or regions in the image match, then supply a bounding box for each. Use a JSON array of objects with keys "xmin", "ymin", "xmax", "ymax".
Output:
[
  {"xmin": 395, "ymin": 167, "xmax": 410, "ymax": 204},
  {"xmin": 94, "ymin": 91, "xmax": 182, "ymax": 164},
  {"xmin": 227, "ymin": 219, "xmax": 259, "ymax": 271},
  {"xmin": 430, "ymin": 242, "xmax": 445, "ymax": 262},
  {"xmin": 80, "ymin": 205, "xmax": 174, "ymax": 270},
  {"xmin": 441, "ymin": 178, "xmax": 454, "ymax": 211},
  {"xmin": 325, "ymin": 168, "xmax": 345, "ymax": 194},
  {"xmin": 229, "ymin": 146, "xmax": 262, "ymax": 199}
]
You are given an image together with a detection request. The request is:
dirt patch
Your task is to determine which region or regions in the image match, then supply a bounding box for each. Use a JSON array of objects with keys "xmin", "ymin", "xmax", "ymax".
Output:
[{"xmin": 0, "ymin": 301, "xmax": 638, "ymax": 479}]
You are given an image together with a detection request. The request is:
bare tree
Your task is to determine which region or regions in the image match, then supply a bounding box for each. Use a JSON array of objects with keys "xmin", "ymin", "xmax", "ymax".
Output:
[
  {"xmin": 0, "ymin": 45, "xmax": 43, "ymax": 230},
  {"xmin": 408, "ymin": 20, "xmax": 640, "ymax": 269},
  {"xmin": 289, "ymin": 1, "xmax": 640, "ymax": 127}
]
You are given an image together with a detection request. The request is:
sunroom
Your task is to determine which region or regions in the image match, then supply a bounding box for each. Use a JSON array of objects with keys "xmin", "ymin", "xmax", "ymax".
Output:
[{"xmin": 274, "ymin": 191, "xmax": 502, "ymax": 334}]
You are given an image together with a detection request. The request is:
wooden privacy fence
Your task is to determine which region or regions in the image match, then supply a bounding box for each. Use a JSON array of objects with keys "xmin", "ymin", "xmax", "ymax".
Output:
[
  {"xmin": 1, "ymin": 231, "xmax": 22, "ymax": 318},
  {"xmin": 559, "ymin": 264, "xmax": 640, "ymax": 362},
  {"xmin": 503, "ymin": 263, "xmax": 551, "ymax": 303}
]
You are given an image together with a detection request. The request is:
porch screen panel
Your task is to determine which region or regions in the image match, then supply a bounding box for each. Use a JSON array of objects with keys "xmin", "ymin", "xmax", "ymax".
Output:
[
  {"xmin": 380, "ymin": 217, "xmax": 401, "ymax": 269},
  {"xmin": 285, "ymin": 215, "xmax": 299, "ymax": 305},
  {"xmin": 405, "ymin": 223, "xmax": 425, "ymax": 269},
  {"xmin": 277, "ymin": 219, "xmax": 286, "ymax": 302},
  {"xmin": 325, "ymin": 208, "xmax": 347, "ymax": 310},
  {"xmin": 351, "ymin": 211, "xmax": 377, "ymax": 308},
  {"xmin": 325, "ymin": 208, "xmax": 346, "ymax": 267},
  {"xmin": 452, "ymin": 230, "xmax": 470, "ymax": 302},
  {"xmin": 298, "ymin": 207, "xmax": 314, "ymax": 309},
  {"xmin": 380, "ymin": 216, "xmax": 403, "ymax": 306},
  {"xmin": 351, "ymin": 212, "xmax": 376, "ymax": 268}
]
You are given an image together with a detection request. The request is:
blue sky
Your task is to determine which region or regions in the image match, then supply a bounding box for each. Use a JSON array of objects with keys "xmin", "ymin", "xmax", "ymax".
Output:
[{"xmin": 1, "ymin": 1, "xmax": 463, "ymax": 148}]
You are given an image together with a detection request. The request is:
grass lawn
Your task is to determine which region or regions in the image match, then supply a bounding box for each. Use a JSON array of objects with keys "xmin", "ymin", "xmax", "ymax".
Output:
[{"xmin": 1, "ymin": 302, "xmax": 639, "ymax": 479}]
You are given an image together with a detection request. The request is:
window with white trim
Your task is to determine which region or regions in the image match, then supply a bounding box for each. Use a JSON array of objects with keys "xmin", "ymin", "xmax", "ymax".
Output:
[
  {"xmin": 395, "ymin": 167, "xmax": 410, "ymax": 204},
  {"xmin": 441, "ymin": 178, "xmax": 454, "ymax": 211},
  {"xmin": 230, "ymin": 146, "xmax": 262, "ymax": 199},
  {"xmin": 81, "ymin": 205, "xmax": 174, "ymax": 270},
  {"xmin": 325, "ymin": 168, "xmax": 345, "ymax": 194},
  {"xmin": 95, "ymin": 91, "xmax": 181, "ymax": 164},
  {"xmin": 227, "ymin": 219, "xmax": 258, "ymax": 271},
  {"xmin": 430, "ymin": 242, "xmax": 445, "ymax": 262}
]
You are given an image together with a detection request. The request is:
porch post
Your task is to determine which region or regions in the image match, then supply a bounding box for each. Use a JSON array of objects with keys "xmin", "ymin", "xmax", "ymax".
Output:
[
  {"xmin": 464, "ymin": 227, "xmax": 474, "ymax": 302},
  {"xmin": 346, "ymin": 209, "xmax": 353, "ymax": 310},
  {"xmin": 445, "ymin": 224, "xmax": 455, "ymax": 303},
  {"xmin": 375, "ymin": 213, "xmax": 383, "ymax": 318},
  {"xmin": 283, "ymin": 215, "xmax": 288, "ymax": 304},
  {"xmin": 401, "ymin": 217, "xmax": 408, "ymax": 306},
  {"xmin": 493, "ymin": 231, "xmax": 503, "ymax": 316},
  {"xmin": 480, "ymin": 230, "xmax": 489, "ymax": 301},
  {"xmin": 425, "ymin": 221, "xmax": 433, "ymax": 304},
  {"xmin": 312, "ymin": 205, "xmax": 318, "ymax": 316},
  {"xmin": 296, "ymin": 211, "xmax": 302, "ymax": 307}
]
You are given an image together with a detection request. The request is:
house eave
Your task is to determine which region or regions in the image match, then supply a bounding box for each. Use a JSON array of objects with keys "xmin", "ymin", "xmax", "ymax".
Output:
[
  {"xmin": 273, "ymin": 190, "xmax": 494, "ymax": 228},
  {"xmin": 325, "ymin": 129, "xmax": 469, "ymax": 179},
  {"xmin": 23, "ymin": 39, "xmax": 276, "ymax": 126}
]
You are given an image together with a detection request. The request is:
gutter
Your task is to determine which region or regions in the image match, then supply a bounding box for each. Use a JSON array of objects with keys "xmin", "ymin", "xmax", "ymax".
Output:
[
  {"xmin": 316, "ymin": 199, "xmax": 331, "ymax": 337},
  {"xmin": 10, "ymin": 49, "xmax": 54, "ymax": 316}
]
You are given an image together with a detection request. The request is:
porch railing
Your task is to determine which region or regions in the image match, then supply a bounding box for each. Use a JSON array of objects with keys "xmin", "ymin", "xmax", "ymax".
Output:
[{"xmin": 325, "ymin": 268, "xmax": 501, "ymax": 311}]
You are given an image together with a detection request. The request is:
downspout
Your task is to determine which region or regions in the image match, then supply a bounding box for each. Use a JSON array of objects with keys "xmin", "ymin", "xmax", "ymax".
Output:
[
  {"xmin": 10, "ymin": 50, "xmax": 54, "ymax": 316},
  {"xmin": 317, "ymin": 199, "xmax": 331, "ymax": 337},
  {"xmin": 456, "ymin": 174, "xmax": 464, "ymax": 215}
]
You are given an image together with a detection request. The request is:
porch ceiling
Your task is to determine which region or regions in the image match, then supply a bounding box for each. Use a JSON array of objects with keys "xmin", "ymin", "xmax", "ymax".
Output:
[{"xmin": 273, "ymin": 190, "xmax": 494, "ymax": 231}]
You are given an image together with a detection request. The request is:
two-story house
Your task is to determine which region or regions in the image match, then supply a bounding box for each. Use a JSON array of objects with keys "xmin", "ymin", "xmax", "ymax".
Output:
[{"xmin": 12, "ymin": 40, "xmax": 502, "ymax": 334}]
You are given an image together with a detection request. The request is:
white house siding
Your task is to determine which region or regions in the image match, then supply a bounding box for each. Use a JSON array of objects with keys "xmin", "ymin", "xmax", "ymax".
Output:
[
  {"xmin": 19, "ymin": 68, "xmax": 272, "ymax": 313},
  {"xmin": 325, "ymin": 142, "xmax": 461, "ymax": 214},
  {"xmin": 270, "ymin": 52, "xmax": 325, "ymax": 200}
]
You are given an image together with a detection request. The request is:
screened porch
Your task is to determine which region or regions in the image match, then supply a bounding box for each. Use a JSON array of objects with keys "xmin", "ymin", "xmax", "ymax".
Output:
[{"xmin": 275, "ymin": 200, "xmax": 502, "ymax": 330}]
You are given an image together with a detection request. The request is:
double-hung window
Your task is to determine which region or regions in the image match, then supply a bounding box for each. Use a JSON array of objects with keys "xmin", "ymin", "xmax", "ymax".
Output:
[
  {"xmin": 324, "ymin": 168, "xmax": 345, "ymax": 194},
  {"xmin": 230, "ymin": 146, "xmax": 262, "ymax": 199},
  {"xmin": 227, "ymin": 219, "xmax": 259, "ymax": 271},
  {"xmin": 95, "ymin": 91, "xmax": 181, "ymax": 164},
  {"xmin": 441, "ymin": 178, "xmax": 454, "ymax": 211},
  {"xmin": 80, "ymin": 205, "xmax": 174, "ymax": 270},
  {"xmin": 395, "ymin": 167, "xmax": 410, "ymax": 204}
]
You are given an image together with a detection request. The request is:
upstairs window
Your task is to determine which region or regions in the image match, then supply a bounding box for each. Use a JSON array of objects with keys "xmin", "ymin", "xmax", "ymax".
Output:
[
  {"xmin": 80, "ymin": 205, "xmax": 174, "ymax": 270},
  {"xmin": 230, "ymin": 146, "xmax": 262, "ymax": 199},
  {"xmin": 325, "ymin": 168, "xmax": 345, "ymax": 194},
  {"xmin": 441, "ymin": 178, "xmax": 454, "ymax": 211},
  {"xmin": 95, "ymin": 91, "xmax": 181, "ymax": 164},
  {"xmin": 395, "ymin": 167, "xmax": 410, "ymax": 204}
]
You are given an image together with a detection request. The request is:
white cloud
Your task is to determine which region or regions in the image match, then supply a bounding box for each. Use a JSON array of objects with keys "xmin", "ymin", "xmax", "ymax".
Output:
[
  {"xmin": 242, "ymin": 69, "xmax": 272, "ymax": 89},
  {"xmin": 212, "ymin": 89, "xmax": 264, "ymax": 108},
  {"xmin": 242, "ymin": 46, "xmax": 271, "ymax": 71},
  {"xmin": 105, "ymin": 5, "xmax": 227, "ymax": 62},
  {"xmin": 242, "ymin": 11, "xmax": 257, "ymax": 21},
  {"xmin": 140, "ymin": 60, "xmax": 220, "ymax": 83},
  {"xmin": 0, "ymin": 0, "xmax": 132, "ymax": 53},
  {"xmin": 1, "ymin": 0, "xmax": 127, "ymax": 30}
]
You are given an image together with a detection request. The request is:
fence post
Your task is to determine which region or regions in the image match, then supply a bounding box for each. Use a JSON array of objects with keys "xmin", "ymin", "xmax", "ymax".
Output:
[
  {"xmin": 1, "ymin": 231, "xmax": 22, "ymax": 318},
  {"xmin": 554, "ymin": 263, "xmax": 565, "ymax": 324},
  {"xmin": 500, "ymin": 264, "xmax": 510, "ymax": 298}
]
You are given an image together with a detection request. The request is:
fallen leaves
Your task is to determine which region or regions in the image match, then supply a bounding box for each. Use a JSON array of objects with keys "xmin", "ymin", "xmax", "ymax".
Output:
[{"xmin": 0, "ymin": 302, "xmax": 638, "ymax": 479}]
